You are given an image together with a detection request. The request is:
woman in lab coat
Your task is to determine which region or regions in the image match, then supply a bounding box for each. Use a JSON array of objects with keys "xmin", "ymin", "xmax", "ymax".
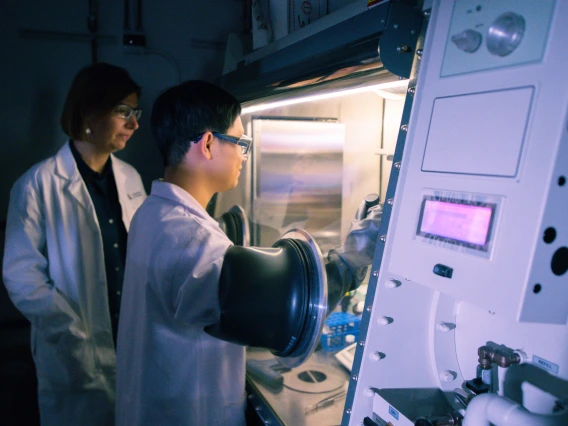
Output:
[{"xmin": 2, "ymin": 63, "xmax": 146, "ymax": 426}]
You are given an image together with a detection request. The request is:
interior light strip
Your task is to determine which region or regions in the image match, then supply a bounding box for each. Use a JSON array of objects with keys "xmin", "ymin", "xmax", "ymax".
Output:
[{"xmin": 241, "ymin": 79, "xmax": 409, "ymax": 114}]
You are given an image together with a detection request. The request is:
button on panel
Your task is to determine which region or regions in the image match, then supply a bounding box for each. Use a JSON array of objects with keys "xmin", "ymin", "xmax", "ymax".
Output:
[
  {"xmin": 451, "ymin": 29, "xmax": 482, "ymax": 53},
  {"xmin": 487, "ymin": 12, "xmax": 525, "ymax": 57},
  {"xmin": 433, "ymin": 264, "xmax": 453, "ymax": 279}
]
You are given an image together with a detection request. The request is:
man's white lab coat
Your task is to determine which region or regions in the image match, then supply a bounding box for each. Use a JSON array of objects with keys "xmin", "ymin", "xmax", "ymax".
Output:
[{"xmin": 116, "ymin": 180, "xmax": 246, "ymax": 426}]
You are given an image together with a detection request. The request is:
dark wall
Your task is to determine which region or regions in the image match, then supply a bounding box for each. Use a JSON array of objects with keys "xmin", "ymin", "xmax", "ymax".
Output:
[{"xmin": 0, "ymin": 0, "xmax": 246, "ymax": 217}]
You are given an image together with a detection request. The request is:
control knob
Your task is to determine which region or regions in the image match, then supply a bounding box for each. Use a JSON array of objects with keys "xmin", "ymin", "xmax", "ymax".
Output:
[
  {"xmin": 487, "ymin": 12, "xmax": 525, "ymax": 56},
  {"xmin": 451, "ymin": 29, "xmax": 482, "ymax": 53}
]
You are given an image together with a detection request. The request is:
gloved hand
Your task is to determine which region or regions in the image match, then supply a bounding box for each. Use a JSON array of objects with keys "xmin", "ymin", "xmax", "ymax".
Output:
[
  {"xmin": 215, "ymin": 205, "xmax": 249, "ymax": 246},
  {"xmin": 326, "ymin": 194, "xmax": 383, "ymax": 311}
]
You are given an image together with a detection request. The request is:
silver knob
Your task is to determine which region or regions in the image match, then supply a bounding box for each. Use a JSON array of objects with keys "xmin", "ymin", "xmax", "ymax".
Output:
[
  {"xmin": 451, "ymin": 29, "xmax": 482, "ymax": 53},
  {"xmin": 487, "ymin": 12, "xmax": 525, "ymax": 57}
]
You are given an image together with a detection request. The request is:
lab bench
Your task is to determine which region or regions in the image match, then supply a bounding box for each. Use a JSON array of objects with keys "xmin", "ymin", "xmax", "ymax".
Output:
[{"xmin": 245, "ymin": 347, "xmax": 350, "ymax": 426}]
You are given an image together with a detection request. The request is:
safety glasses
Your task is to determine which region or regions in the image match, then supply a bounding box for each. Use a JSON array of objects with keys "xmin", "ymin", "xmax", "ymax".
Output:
[
  {"xmin": 191, "ymin": 132, "xmax": 253, "ymax": 159},
  {"xmin": 113, "ymin": 104, "xmax": 143, "ymax": 120},
  {"xmin": 213, "ymin": 132, "xmax": 252, "ymax": 158}
]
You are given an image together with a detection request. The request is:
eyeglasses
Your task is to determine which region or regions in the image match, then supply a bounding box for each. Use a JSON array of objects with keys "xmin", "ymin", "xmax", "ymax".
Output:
[
  {"xmin": 213, "ymin": 132, "xmax": 252, "ymax": 158},
  {"xmin": 113, "ymin": 104, "xmax": 142, "ymax": 120},
  {"xmin": 190, "ymin": 132, "xmax": 253, "ymax": 158}
]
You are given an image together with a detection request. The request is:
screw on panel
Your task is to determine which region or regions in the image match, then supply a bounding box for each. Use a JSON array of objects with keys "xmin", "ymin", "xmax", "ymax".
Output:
[
  {"xmin": 358, "ymin": 340, "xmax": 365, "ymax": 347},
  {"xmin": 407, "ymin": 87, "xmax": 416, "ymax": 95},
  {"xmin": 372, "ymin": 270, "xmax": 380, "ymax": 277},
  {"xmin": 401, "ymin": 124, "xmax": 408, "ymax": 132},
  {"xmin": 366, "ymin": 305, "xmax": 372, "ymax": 312},
  {"xmin": 385, "ymin": 279, "xmax": 400, "ymax": 289},
  {"xmin": 370, "ymin": 351, "xmax": 385, "ymax": 361},
  {"xmin": 386, "ymin": 198, "xmax": 394, "ymax": 205},
  {"xmin": 397, "ymin": 45, "xmax": 411, "ymax": 53},
  {"xmin": 423, "ymin": 10, "xmax": 431, "ymax": 17},
  {"xmin": 393, "ymin": 24, "xmax": 399, "ymax": 29},
  {"xmin": 394, "ymin": 162, "xmax": 401, "ymax": 170},
  {"xmin": 436, "ymin": 321, "xmax": 455, "ymax": 332},
  {"xmin": 379, "ymin": 235, "xmax": 387, "ymax": 243},
  {"xmin": 352, "ymin": 374, "xmax": 358, "ymax": 381},
  {"xmin": 441, "ymin": 370, "xmax": 457, "ymax": 383},
  {"xmin": 346, "ymin": 407, "xmax": 352, "ymax": 414},
  {"xmin": 416, "ymin": 48, "xmax": 423, "ymax": 57}
]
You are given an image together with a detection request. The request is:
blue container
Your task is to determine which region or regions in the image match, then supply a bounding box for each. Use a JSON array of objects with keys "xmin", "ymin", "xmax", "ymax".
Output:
[{"xmin": 320, "ymin": 312, "xmax": 361, "ymax": 352}]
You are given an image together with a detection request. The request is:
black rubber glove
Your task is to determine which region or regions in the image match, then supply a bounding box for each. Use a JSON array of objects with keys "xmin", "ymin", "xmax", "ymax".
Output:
[{"xmin": 215, "ymin": 205, "xmax": 249, "ymax": 246}]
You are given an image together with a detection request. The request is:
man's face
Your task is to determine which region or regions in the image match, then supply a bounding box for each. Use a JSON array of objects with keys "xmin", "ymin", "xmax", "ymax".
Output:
[{"xmin": 209, "ymin": 116, "xmax": 246, "ymax": 192}]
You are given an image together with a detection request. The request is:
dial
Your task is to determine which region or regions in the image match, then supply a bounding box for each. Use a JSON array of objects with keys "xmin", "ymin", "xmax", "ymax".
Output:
[{"xmin": 487, "ymin": 12, "xmax": 525, "ymax": 57}]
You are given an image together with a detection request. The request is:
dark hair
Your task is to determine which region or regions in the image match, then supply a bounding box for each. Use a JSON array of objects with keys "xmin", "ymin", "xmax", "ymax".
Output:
[
  {"xmin": 60, "ymin": 62, "xmax": 141, "ymax": 140},
  {"xmin": 151, "ymin": 80, "xmax": 241, "ymax": 168}
]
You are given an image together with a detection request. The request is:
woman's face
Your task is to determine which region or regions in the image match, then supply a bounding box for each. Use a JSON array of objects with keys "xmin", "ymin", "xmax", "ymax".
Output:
[{"xmin": 88, "ymin": 92, "xmax": 140, "ymax": 154}]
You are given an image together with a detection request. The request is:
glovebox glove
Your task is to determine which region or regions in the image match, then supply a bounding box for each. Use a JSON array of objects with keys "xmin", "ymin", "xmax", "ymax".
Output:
[
  {"xmin": 215, "ymin": 205, "xmax": 249, "ymax": 246},
  {"xmin": 325, "ymin": 196, "xmax": 383, "ymax": 311}
]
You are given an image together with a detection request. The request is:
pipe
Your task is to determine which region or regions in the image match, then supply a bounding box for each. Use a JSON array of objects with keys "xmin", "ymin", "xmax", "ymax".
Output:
[
  {"xmin": 135, "ymin": 0, "xmax": 143, "ymax": 32},
  {"xmin": 124, "ymin": 0, "xmax": 130, "ymax": 30},
  {"xmin": 88, "ymin": 0, "xmax": 99, "ymax": 64},
  {"xmin": 463, "ymin": 393, "xmax": 568, "ymax": 426}
]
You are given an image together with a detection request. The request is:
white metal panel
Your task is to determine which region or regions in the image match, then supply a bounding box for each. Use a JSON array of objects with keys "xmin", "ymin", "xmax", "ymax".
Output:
[
  {"xmin": 422, "ymin": 87, "xmax": 533, "ymax": 176},
  {"xmin": 347, "ymin": 0, "xmax": 568, "ymax": 425},
  {"xmin": 387, "ymin": 0, "xmax": 567, "ymax": 323}
]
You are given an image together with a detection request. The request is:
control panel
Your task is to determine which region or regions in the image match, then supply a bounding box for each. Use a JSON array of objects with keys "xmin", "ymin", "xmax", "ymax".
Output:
[
  {"xmin": 387, "ymin": 0, "xmax": 567, "ymax": 325},
  {"xmin": 343, "ymin": 0, "xmax": 568, "ymax": 425},
  {"xmin": 441, "ymin": 0, "xmax": 555, "ymax": 77}
]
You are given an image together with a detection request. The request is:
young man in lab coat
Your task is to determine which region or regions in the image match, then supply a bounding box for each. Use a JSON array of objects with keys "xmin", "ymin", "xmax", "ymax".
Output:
[
  {"xmin": 116, "ymin": 80, "xmax": 382, "ymax": 425},
  {"xmin": 116, "ymin": 80, "xmax": 250, "ymax": 426}
]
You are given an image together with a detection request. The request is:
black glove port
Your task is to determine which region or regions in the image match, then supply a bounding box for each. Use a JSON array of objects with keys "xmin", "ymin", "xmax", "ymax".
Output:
[{"xmin": 205, "ymin": 229, "xmax": 327, "ymax": 368}]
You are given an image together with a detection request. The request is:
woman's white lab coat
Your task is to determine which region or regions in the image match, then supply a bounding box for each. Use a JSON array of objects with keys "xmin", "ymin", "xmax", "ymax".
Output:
[{"xmin": 2, "ymin": 141, "xmax": 146, "ymax": 426}]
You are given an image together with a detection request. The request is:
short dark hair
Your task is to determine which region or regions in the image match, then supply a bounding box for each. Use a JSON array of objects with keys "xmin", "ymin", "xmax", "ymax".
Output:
[
  {"xmin": 151, "ymin": 80, "xmax": 241, "ymax": 168},
  {"xmin": 60, "ymin": 62, "xmax": 141, "ymax": 140}
]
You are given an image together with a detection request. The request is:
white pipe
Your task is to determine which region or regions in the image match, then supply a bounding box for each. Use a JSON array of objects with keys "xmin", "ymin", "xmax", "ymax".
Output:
[{"xmin": 463, "ymin": 393, "xmax": 568, "ymax": 426}]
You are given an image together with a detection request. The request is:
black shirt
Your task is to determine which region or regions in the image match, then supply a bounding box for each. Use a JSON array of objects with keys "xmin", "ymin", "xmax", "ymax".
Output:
[{"xmin": 70, "ymin": 141, "xmax": 127, "ymax": 346}]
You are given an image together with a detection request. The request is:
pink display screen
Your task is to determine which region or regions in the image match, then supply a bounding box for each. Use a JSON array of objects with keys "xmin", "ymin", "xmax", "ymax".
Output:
[{"xmin": 417, "ymin": 197, "xmax": 495, "ymax": 250}]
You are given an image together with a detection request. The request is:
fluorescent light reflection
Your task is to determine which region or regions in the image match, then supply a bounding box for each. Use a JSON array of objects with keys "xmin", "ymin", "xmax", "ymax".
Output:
[{"xmin": 241, "ymin": 79, "xmax": 409, "ymax": 115}]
